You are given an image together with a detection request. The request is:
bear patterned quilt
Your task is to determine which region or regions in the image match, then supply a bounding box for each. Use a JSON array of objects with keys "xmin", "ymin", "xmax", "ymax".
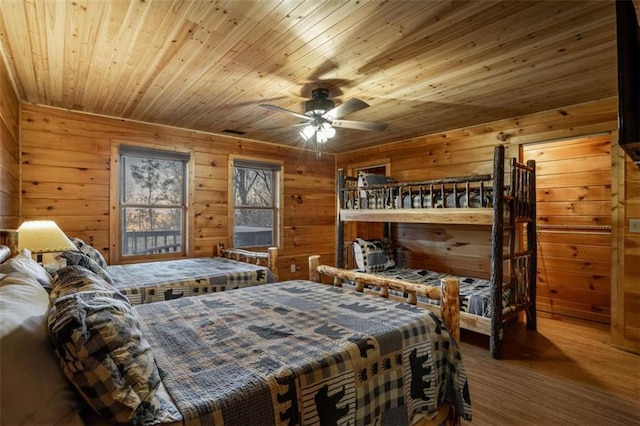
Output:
[
  {"xmin": 365, "ymin": 268, "xmax": 513, "ymax": 318},
  {"xmin": 135, "ymin": 280, "xmax": 472, "ymax": 425},
  {"xmin": 107, "ymin": 257, "xmax": 275, "ymax": 305}
]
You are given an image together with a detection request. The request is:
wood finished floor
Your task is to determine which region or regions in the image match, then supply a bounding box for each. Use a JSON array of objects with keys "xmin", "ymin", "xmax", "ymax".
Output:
[{"xmin": 459, "ymin": 316, "xmax": 640, "ymax": 426}]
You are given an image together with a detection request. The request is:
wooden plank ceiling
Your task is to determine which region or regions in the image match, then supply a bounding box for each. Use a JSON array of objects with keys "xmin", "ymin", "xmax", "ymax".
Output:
[{"xmin": 0, "ymin": 0, "xmax": 617, "ymax": 154}]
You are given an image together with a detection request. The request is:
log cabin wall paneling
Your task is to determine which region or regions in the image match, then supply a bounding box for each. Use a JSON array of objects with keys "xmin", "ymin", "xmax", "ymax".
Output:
[
  {"xmin": 0, "ymin": 52, "xmax": 19, "ymax": 229},
  {"xmin": 523, "ymin": 135, "xmax": 612, "ymax": 324},
  {"xmin": 336, "ymin": 97, "xmax": 620, "ymax": 326},
  {"xmin": 19, "ymin": 104, "xmax": 335, "ymax": 281}
]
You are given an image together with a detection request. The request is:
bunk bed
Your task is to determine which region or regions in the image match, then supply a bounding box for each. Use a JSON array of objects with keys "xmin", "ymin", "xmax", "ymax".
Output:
[
  {"xmin": 336, "ymin": 145, "xmax": 537, "ymax": 359},
  {"xmin": 0, "ymin": 244, "xmax": 472, "ymax": 425}
]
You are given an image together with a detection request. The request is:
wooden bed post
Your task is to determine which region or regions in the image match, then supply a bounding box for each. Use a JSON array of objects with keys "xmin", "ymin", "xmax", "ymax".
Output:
[
  {"xmin": 337, "ymin": 169, "xmax": 345, "ymax": 268},
  {"xmin": 441, "ymin": 277, "xmax": 461, "ymax": 344},
  {"xmin": 267, "ymin": 247, "xmax": 278, "ymax": 281},
  {"xmin": 309, "ymin": 255, "xmax": 321, "ymax": 282},
  {"xmin": 490, "ymin": 145, "xmax": 505, "ymax": 359},
  {"xmin": 526, "ymin": 159, "xmax": 537, "ymax": 331}
]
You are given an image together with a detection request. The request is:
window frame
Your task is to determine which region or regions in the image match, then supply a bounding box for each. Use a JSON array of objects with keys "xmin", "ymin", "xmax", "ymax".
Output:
[
  {"xmin": 228, "ymin": 155, "xmax": 283, "ymax": 249},
  {"xmin": 110, "ymin": 142, "xmax": 194, "ymax": 264}
]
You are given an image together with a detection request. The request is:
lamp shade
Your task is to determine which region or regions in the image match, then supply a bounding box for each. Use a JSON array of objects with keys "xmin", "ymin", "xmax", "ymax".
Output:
[{"xmin": 17, "ymin": 221, "xmax": 77, "ymax": 253}]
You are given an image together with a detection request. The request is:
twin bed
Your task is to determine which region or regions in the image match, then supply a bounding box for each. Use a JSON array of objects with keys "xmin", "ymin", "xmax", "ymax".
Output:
[
  {"xmin": 106, "ymin": 243, "xmax": 278, "ymax": 304},
  {"xmin": 0, "ymin": 243, "xmax": 472, "ymax": 425},
  {"xmin": 336, "ymin": 145, "xmax": 537, "ymax": 359}
]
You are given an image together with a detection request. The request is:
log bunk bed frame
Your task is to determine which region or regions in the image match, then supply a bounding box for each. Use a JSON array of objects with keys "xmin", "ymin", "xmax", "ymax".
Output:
[
  {"xmin": 215, "ymin": 242, "xmax": 279, "ymax": 280},
  {"xmin": 335, "ymin": 145, "xmax": 537, "ymax": 359}
]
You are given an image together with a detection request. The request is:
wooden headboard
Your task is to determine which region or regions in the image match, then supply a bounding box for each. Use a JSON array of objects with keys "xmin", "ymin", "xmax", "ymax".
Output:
[{"xmin": 214, "ymin": 242, "xmax": 279, "ymax": 281}]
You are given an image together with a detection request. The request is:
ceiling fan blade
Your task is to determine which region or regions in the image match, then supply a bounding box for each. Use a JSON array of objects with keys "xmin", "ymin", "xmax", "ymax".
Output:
[
  {"xmin": 322, "ymin": 98, "xmax": 369, "ymax": 120},
  {"xmin": 331, "ymin": 119, "xmax": 388, "ymax": 132},
  {"xmin": 258, "ymin": 122, "xmax": 310, "ymax": 131},
  {"xmin": 260, "ymin": 104, "xmax": 313, "ymax": 121}
]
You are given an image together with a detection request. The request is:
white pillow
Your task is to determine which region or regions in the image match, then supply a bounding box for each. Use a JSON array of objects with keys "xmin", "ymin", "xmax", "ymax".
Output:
[
  {"xmin": 0, "ymin": 245, "xmax": 10, "ymax": 263},
  {"xmin": 0, "ymin": 272, "xmax": 81, "ymax": 425},
  {"xmin": 0, "ymin": 250, "xmax": 53, "ymax": 288}
]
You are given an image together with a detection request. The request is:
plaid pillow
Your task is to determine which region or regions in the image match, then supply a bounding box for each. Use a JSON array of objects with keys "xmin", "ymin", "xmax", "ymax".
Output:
[
  {"xmin": 57, "ymin": 251, "xmax": 113, "ymax": 284},
  {"xmin": 69, "ymin": 237, "xmax": 108, "ymax": 269},
  {"xmin": 357, "ymin": 172, "xmax": 394, "ymax": 209},
  {"xmin": 353, "ymin": 238, "xmax": 395, "ymax": 273},
  {"xmin": 48, "ymin": 266, "xmax": 161, "ymax": 424}
]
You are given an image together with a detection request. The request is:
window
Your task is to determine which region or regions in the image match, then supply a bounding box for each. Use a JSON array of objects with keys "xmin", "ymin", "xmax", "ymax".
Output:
[
  {"xmin": 231, "ymin": 159, "xmax": 281, "ymax": 248},
  {"xmin": 119, "ymin": 146, "xmax": 189, "ymax": 258}
]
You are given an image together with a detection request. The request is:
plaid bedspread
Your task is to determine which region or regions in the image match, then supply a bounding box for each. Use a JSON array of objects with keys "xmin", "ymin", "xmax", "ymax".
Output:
[
  {"xmin": 107, "ymin": 257, "xmax": 275, "ymax": 305},
  {"xmin": 136, "ymin": 280, "xmax": 472, "ymax": 425},
  {"xmin": 367, "ymin": 268, "xmax": 512, "ymax": 318}
]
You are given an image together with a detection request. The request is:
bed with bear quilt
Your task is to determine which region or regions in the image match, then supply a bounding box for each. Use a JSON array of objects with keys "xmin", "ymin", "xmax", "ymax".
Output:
[
  {"xmin": 106, "ymin": 256, "xmax": 276, "ymax": 305},
  {"xmin": 60, "ymin": 238, "xmax": 277, "ymax": 305},
  {"xmin": 46, "ymin": 264, "xmax": 472, "ymax": 425}
]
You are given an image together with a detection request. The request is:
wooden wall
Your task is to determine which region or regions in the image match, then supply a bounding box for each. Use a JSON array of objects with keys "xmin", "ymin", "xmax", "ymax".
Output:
[
  {"xmin": 13, "ymin": 96, "xmax": 640, "ymax": 353},
  {"xmin": 337, "ymin": 97, "xmax": 625, "ymax": 325},
  {"xmin": 0, "ymin": 52, "xmax": 20, "ymax": 229},
  {"xmin": 523, "ymin": 135, "xmax": 612, "ymax": 324},
  {"xmin": 19, "ymin": 104, "xmax": 335, "ymax": 281}
]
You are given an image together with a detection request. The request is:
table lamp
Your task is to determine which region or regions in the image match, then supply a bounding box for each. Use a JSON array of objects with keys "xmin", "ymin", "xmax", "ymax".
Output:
[{"xmin": 17, "ymin": 220, "xmax": 77, "ymax": 264}]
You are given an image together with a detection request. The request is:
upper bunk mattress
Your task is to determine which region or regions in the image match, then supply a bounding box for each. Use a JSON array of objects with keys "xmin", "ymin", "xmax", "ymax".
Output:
[{"xmin": 107, "ymin": 257, "xmax": 275, "ymax": 305}]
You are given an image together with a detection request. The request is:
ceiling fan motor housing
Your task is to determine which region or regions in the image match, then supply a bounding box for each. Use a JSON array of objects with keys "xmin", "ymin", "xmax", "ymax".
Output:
[{"xmin": 305, "ymin": 87, "xmax": 334, "ymax": 115}]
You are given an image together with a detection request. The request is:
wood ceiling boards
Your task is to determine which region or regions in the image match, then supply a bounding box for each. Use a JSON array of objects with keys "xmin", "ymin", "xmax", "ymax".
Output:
[{"xmin": 0, "ymin": 0, "xmax": 617, "ymax": 154}]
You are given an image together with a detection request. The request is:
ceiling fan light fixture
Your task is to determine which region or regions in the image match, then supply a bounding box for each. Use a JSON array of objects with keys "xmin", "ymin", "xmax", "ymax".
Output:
[
  {"xmin": 300, "ymin": 124, "xmax": 315, "ymax": 141},
  {"xmin": 259, "ymin": 87, "xmax": 387, "ymax": 160},
  {"xmin": 322, "ymin": 122, "xmax": 336, "ymax": 138},
  {"xmin": 316, "ymin": 129, "xmax": 328, "ymax": 144}
]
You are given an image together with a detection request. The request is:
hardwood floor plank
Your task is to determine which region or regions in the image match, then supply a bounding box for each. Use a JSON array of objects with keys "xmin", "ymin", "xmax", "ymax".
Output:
[{"xmin": 460, "ymin": 317, "xmax": 640, "ymax": 425}]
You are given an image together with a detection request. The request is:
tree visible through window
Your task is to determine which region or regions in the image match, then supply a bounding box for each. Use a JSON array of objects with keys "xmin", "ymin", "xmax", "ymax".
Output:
[
  {"xmin": 232, "ymin": 159, "xmax": 280, "ymax": 248},
  {"xmin": 120, "ymin": 147, "xmax": 189, "ymax": 257}
]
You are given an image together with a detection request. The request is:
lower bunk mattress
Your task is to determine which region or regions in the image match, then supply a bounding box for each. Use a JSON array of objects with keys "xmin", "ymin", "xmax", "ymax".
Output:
[
  {"xmin": 107, "ymin": 257, "xmax": 276, "ymax": 305},
  {"xmin": 357, "ymin": 267, "xmax": 513, "ymax": 318}
]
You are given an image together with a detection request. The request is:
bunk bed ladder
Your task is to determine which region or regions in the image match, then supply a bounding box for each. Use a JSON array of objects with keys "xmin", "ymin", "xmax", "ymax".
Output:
[
  {"xmin": 509, "ymin": 158, "xmax": 538, "ymax": 332},
  {"xmin": 526, "ymin": 159, "xmax": 537, "ymax": 331}
]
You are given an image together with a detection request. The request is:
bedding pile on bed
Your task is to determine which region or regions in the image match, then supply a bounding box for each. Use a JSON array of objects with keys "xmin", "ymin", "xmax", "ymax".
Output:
[
  {"xmin": 47, "ymin": 265, "xmax": 181, "ymax": 425},
  {"xmin": 136, "ymin": 280, "xmax": 472, "ymax": 425}
]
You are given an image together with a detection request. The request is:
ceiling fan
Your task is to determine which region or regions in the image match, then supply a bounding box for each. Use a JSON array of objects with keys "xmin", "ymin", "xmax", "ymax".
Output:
[{"xmin": 260, "ymin": 87, "xmax": 388, "ymax": 158}]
